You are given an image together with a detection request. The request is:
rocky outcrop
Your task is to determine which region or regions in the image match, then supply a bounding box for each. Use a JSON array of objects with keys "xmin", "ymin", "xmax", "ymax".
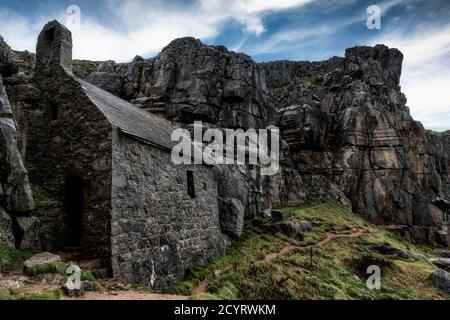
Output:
[
  {"xmin": 0, "ymin": 37, "xmax": 19, "ymax": 77},
  {"xmin": 431, "ymin": 269, "xmax": 450, "ymax": 294},
  {"xmin": 426, "ymin": 131, "xmax": 450, "ymax": 198},
  {"xmin": 86, "ymin": 37, "xmax": 274, "ymax": 130},
  {"xmin": 261, "ymin": 45, "xmax": 450, "ymax": 246},
  {"xmin": 82, "ymin": 40, "xmax": 450, "ymax": 246},
  {"xmin": 0, "ymin": 26, "xmax": 448, "ymax": 250},
  {"xmin": 0, "ymin": 37, "xmax": 34, "ymax": 248},
  {"xmin": 0, "ymin": 207, "xmax": 14, "ymax": 246}
]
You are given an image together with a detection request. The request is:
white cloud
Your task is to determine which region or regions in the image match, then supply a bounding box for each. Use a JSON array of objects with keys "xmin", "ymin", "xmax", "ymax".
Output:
[
  {"xmin": 0, "ymin": 9, "xmax": 45, "ymax": 51},
  {"xmin": 0, "ymin": 0, "xmax": 314, "ymax": 62},
  {"xmin": 245, "ymin": 0, "xmax": 410, "ymax": 57},
  {"xmin": 246, "ymin": 19, "xmax": 356, "ymax": 56},
  {"xmin": 370, "ymin": 23, "xmax": 450, "ymax": 131}
]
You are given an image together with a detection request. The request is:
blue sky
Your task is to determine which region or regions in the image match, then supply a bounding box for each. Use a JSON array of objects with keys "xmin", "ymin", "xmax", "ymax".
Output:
[{"xmin": 0, "ymin": 0, "xmax": 449, "ymax": 131}]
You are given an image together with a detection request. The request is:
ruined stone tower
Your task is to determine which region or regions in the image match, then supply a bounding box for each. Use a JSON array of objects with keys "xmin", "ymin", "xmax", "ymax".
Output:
[{"xmin": 34, "ymin": 20, "xmax": 73, "ymax": 82}]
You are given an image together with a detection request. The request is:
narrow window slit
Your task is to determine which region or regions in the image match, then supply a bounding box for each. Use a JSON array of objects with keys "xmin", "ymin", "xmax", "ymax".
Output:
[{"xmin": 187, "ymin": 170, "xmax": 196, "ymax": 198}]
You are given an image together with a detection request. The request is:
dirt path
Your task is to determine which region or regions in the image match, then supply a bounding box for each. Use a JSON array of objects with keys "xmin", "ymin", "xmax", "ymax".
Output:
[{"xmin": 264, "ymin": 229, "xmax": 364, "ymax": 262}]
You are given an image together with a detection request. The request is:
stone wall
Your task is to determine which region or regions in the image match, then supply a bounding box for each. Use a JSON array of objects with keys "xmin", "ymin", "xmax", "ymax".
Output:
[
  {"xmin": 27, "ymin": 21, "xmax": 113, "ymax": 261},
  {"xmin": 111, "ymin": 132, "xmax": 227, "ymax": 289}
]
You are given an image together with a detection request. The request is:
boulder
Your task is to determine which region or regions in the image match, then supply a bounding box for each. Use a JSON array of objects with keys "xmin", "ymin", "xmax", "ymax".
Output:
[
  {"xmin": 16, "ymin": 216, "xmax": 40, "ymax": 251},
  {"xmin": 431, "ymin": 269, "xmax": 450, "ymax": 294},
  {"xmin": 23, "ymin": 252, "xmax": 62, "ymax": 270},
  {"xmin": 271, "ymin": 210, "xmax": 289, "ymax": 221},
  {"xmin": 428, "ymin": 258, "xmax": 450, "ymax": 272},
  {"xmin": 265, "ymin": 220, "xmax": 313, "ymax": 240},
  {"xmin": 369, "ymin": 244, "xmax": 411, "ymax": 259},
  {"xmin": 0, "ymin": 207, "xmax": 15, "ymax": 246},
  {"xmin": 0, "ymin": 36, "xmax": 18, "ymax": 77},
  {"xmin": 0, "ymin": 77, "xmax": 33, "ymax": 214},
  {"xmin": 219, "ymin": 198, "xmax": 245, "ymax": 239},
  {"xmin": 215, "ymin": 166, "xmax": 250, "ymax": 238}
]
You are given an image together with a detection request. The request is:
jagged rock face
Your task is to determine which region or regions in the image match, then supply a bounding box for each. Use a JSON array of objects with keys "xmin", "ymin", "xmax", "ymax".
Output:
[
  {"xmin": 3, "ymin": 28, "xmax": 448, "ymax": 248},
  {"xmin": 0, "ymin": 207, "xmax": 15, "ymax": 246},
  {"xmin": 0, "ymin": 38, "xmax": 34, "ymax": 248},
  {"xmin": 0, "ymin": 78, "xmax": 33, "ymax": 214},
  {"xmin": 427, "ymin": 131, "xmax": 450, "ymax": 196},
  {"xmin": 262, "ymin": 45, "xmax": 449, "ymax": 246},
  {"xmin": 82, "ymin": 40, "xmax": 449, "ymax": 246},
  {"xmin": 86, "ymin": 37, "xmax": 274, "ymax": 129},
  {"xmin": 0, "ymin": 37, "xmax": 19, "ymax": 77}
]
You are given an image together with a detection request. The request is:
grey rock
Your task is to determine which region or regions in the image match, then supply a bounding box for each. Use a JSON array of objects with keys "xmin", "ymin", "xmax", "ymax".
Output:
[
  {"xmin": 428, "ymin": 258, "xmax": 450, "ymax": 271},
  {"xmin": 0, "ymin": 36, "xmax": 18, "ymax": 77},
  {"xmin": 86, "ymin": 37, "xmax": 274, "ymax": 129},
  {"xmin": 220, "ymin": 197, "xmax": 245, "ymax": 239},
  {"xmin": 0, "ymin": 206, "xmax": 15, "ymax": 246},
  {"xmin": 261, "ymin": 45, "xmax": 450, "ymax": 246},
  {"xmin": 436, "ymin": 249, "xmax": 450, "ymax": 258},
  {"xmin": 0, "ymin": 76, "xmax": 34, "ymax": 214},
  {"xmin": 23, "ymin": 252, "xmax": 62, "ymax": 270},
  {"xmin": 81, "ymin": 280, "xmax": 95, "ymax": 292},
  {"xmin": 431, "ymin": 269, "xmax": 450, "ymax": 294},
  {"xmin": 16, "ymin": 216, "xmax": 40, "ymax": 250},
  {"xmin": 369, "ymin": 244, "xmax": 411, "ymax": 259},
  {"xmin": 265, "ymin": 220, "xmax": 312, "ymax": 240},
  {"xmin": 271, "ymin": 210, "xmax": 289, "ymax": 221}
]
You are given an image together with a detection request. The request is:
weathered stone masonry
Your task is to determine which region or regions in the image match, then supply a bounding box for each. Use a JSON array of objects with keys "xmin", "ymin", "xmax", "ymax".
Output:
[
  {"xmin": 111, "ymin": 133, "xmax": 226, "ymax": 288},
  {"xmin": 24, "ymin": 21, "xmax": 227, "ymax": 288}
]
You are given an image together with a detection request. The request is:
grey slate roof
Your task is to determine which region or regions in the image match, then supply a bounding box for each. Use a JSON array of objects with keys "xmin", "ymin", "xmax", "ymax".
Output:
[{"xmin": 78, "ymin": 79, "xmax": 176, "ymax": 150}]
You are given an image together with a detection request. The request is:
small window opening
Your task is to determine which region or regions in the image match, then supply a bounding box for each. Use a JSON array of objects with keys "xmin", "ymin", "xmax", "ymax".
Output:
[
  {"xmin": 45, "ymin": 29, "xmax": 55, "ymax": 42},
  {"xmin": 187, "ymin": 170, "xmax": 196, "ymax": 198},
  {"xmin": 65, "ymin": 176, "xmax": 84, "ymax": 247},
  {"xmin": 50, "ymin": 103, "xmax": 58, "ymax": 121}
]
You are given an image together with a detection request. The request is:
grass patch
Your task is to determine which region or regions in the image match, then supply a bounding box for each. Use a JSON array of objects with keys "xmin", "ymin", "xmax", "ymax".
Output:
[
  {"xmin": 0, "ymin": 287, "xmax": 14, "ymax": 300},
  {"xmin": 176, "ymin": 201, "xmax": 448, "ymax": 300},
  {"xmin": 0, "ymin": 244, "xmax": 33, "ymax": 272},
  {"xmin": 81, "ymin": 270, "xmax": 96, "ymax": 282},
  {"xmin": 25, "ymin": 262, "xmax": 68, "ymax": 277},
  {"xmin": 162, "ymin": 266, "xmax": 209, "ymax": 295},
  {"xmin": 73, "ymin": 60, "xmax": 100, "ymax": 79},
  {"xmin": 31, "ymin": 185, "xmax": 56, "ymax": 209},
  {"xmin": 0, "ymin": 287, "xmax": 62, "ymax": 301},
  {"xmin": 25, "ymin": 261, "xmax": 97, "ymax": 283}
]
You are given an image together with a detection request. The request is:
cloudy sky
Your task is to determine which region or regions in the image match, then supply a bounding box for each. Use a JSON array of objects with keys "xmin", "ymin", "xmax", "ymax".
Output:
[{"xmin": 0, "ymin": 0, "xmax": 449, "ymax": 131}]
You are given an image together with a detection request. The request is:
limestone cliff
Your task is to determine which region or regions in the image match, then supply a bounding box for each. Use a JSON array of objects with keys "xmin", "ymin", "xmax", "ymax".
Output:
[
  {"xmin": 86, "ymin": 37, "xmax": 274, "ymax": 130},
  {"xmin": 1, "ymin": 33, "xmax": 449, "ymax": 248},
  {"xmin": 0, "ymin": 37, "xmax": 34, "ymax": 247},
  {"xmin": 82, "ymin": 41, "xmax": 450, "ymax": 246}
]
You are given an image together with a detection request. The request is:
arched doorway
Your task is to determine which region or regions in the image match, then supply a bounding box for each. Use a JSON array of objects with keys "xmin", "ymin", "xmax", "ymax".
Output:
[{"xmin": 64, "ymin": 176, "xmax": 84, "ymax": 247}]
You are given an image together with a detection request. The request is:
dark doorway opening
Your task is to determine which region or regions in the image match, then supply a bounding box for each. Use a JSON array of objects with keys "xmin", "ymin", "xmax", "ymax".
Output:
[
  {"xmin": 187, "ymin": 170, "xmax": 196, "ymax": 199},
  {"xmin": 64, "ymin": 176, "xmax": 84, "ymax": 247},
  {"xmin": 50, "ymin": 103, "xmax": 58, "ymax": 121}
]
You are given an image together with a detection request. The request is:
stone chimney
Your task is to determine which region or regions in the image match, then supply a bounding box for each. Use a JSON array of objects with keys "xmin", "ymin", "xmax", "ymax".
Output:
[{"xmin": 34, "ymin": 20, "xmax": 73, "ymax": 82}]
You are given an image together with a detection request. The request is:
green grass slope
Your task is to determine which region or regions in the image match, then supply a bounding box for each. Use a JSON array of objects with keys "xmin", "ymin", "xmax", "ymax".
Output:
[{"xmin": 167, "ymin": 201, "xmax": 449, "ymax": 300}]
